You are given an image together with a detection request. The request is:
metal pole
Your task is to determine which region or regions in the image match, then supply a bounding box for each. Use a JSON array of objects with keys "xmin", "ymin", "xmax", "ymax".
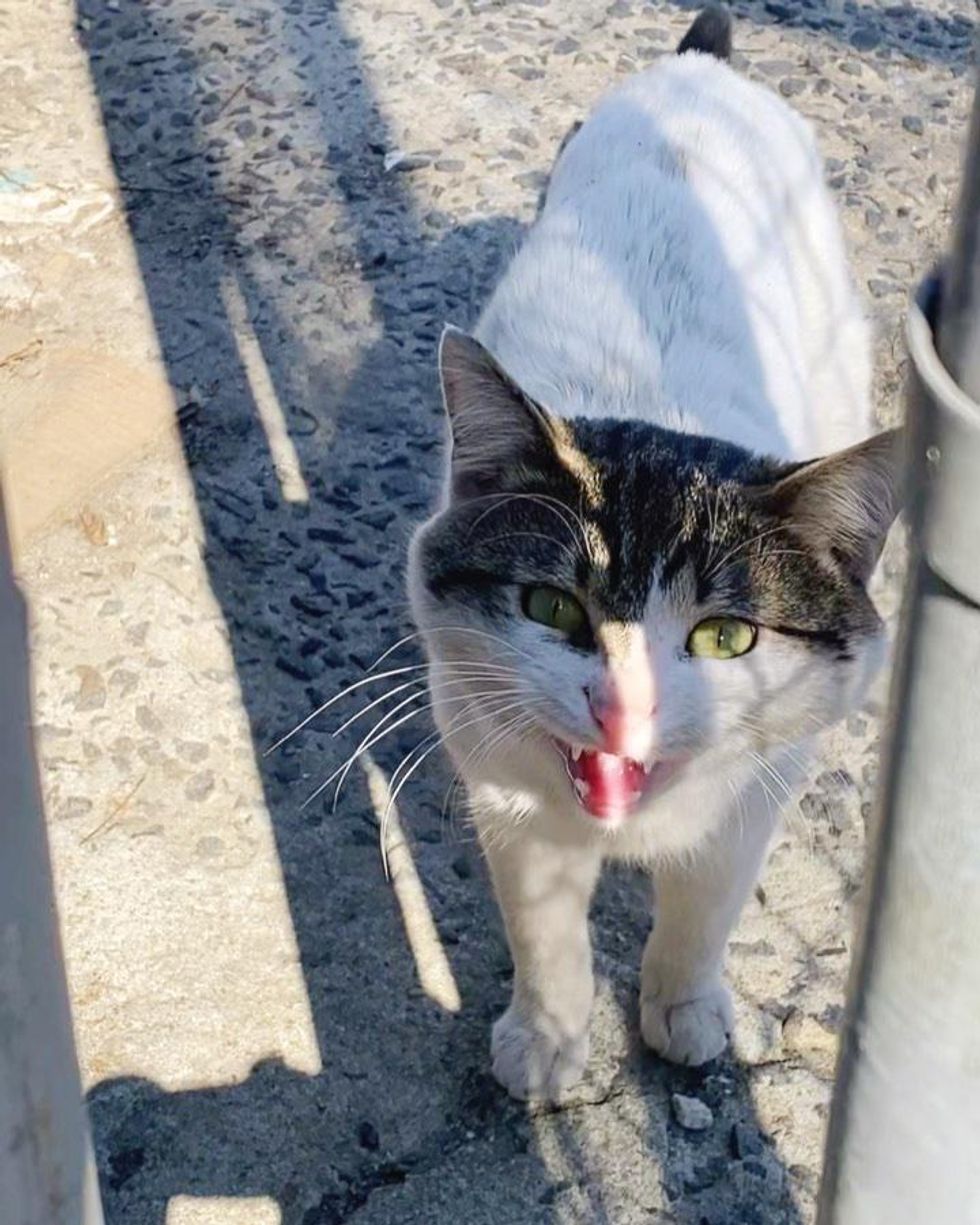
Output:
[
  {"xmin": 0, "ymin": 491, "xmax": 104, "ymax": 1225},
  {"xmin": 817, "ymin": 48, "xmax": 980, "ymax": 1225},
  {"xmin": 938, "ymin": 75, "xmax": 980, "ymax": 402}
]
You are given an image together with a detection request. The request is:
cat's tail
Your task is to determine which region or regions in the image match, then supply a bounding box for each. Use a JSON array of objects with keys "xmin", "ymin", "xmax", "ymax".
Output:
[{"xmin": 677, "ymin": 5, "xmax": 733, "ymax": 61}]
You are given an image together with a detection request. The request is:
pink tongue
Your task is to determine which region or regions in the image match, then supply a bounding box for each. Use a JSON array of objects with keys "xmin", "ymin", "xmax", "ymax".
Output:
[{"xmin": 571, "ymin": 750, "xmax": 647, "ymax": 818}]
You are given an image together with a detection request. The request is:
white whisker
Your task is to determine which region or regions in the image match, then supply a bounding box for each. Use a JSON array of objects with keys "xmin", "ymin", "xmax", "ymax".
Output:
[
  {"xmin": 380, "ymin": 696, "xmax": 534, "ymax": 875},
  {"xmin": 325, "ymin": 685, "xmax": 528, "ymax": 813}
]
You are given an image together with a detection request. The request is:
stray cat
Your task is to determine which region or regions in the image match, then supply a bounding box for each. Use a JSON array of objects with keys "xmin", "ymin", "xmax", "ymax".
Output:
[{"xmin": 407, "ymin": 6, "xmax": 901, "ymax": 1100}]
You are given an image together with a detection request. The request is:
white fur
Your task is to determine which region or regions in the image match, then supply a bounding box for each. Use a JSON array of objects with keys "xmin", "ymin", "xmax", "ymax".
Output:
[
  {"xmin": 477, "ymin": 54, "xmax": 872, "ymax": 460},
  {"xmin": 408, "ymin": 53, "xmax": 878, "ymax": 1101}
]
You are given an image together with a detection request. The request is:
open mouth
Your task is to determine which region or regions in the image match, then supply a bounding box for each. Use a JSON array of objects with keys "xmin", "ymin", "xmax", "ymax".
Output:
[{"xmin": 558, "ymin": 742, "xmax": 683, "ymax": 821}]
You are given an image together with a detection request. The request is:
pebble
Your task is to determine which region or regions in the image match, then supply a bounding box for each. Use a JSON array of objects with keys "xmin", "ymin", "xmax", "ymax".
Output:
[
  {"xmin": 671, "ymin": 1093, "xmax": 714, "ymax": 1131},
  {"xmin": 185, "ymin": 771, "xmax": 215, "ymax": 802},
  {"xmin": 176, "ymin": 739, "xmax": 209, "ymax": 763},
  {"xmin": 273, "ymin": 759, "xmax": 302, "ymax": 785},
  {"xmin": 868, "ymin": 277, "xmax": 903, "ymax": 298},
  {"xmin": 75, "ymin": 666, "xmax": 107, "ymax": 711},
  {"xmin": 355, "ymin": 509, "xmax": 397, "ymax": 531},
  {"xmin": 781, "ymin": 1010, "xmax": 839, "ymax": 1077},
  {"xmin": 136, "ymin": 705, "xmax": 163, "ymax": 733},
  {"xmin": 451, "ymin": 853, "xmax": 473, "ymax": 879},
  {"xmin": 902, "ymin": 115, "xmax": 925, "ymax": 135},
  {"xmin": 731, "ymin": 1122, "xmax": 765, "ymax": 1159},
  {"xmin": 514, "ymin": 170, "xmax": 549, "ymax": 192},
  {"xmin": 275, "ymin": 655, "xmax": 317, "ymax": 681},
  {"xmin": 383, "ymin": 149, "xmax": 432, "ymax": 173},
  {"xmin": 849, "ymin": 27, "xmax": 881, "ymax": 51}
]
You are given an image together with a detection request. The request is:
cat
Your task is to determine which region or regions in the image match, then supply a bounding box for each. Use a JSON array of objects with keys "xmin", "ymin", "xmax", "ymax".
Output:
[{"xmin": 407, "ymin": 5, "xmax": 901, "ymax": 1101}]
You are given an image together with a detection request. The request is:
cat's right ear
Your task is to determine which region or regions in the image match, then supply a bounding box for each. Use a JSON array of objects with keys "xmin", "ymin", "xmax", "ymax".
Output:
[{"xmin": 439, "ymin": 326, "xmax": 556, "ymax": 499}]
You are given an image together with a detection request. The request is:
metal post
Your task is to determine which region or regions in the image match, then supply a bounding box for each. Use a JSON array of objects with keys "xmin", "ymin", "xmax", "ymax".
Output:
[
  {"xmin": 817, "ymin": 49, "xmax": 980, "ymax": 1225},
  {"xmin": 0, "ymin": 491, "xmax": 104, "ymax": 1225}
]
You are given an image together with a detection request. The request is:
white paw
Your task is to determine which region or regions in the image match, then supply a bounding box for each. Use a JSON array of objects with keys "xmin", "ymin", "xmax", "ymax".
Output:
[
  {"xmin": 641, "ymin": 981, "xmax": 733, "ymax": 1067},
  {"xmin": 491, "ymin": 1006, "xmax": 590, "ymax": 1101}
]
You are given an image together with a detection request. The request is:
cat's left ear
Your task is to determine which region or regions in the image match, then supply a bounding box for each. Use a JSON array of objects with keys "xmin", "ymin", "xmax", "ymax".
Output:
[
  {"xmin": 438, "ymin": 326, "xmax": 558, "ymax": 499},
  {"xmin": 753, "ymin": 429, "xmax": 905, "ymax": 582}
]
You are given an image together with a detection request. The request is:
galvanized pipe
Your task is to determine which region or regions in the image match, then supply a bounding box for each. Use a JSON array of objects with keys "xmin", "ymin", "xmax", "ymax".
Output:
[
  {"xmin": 0, "ymin": 492, "xmax": 104, "ymax": 1225},
  {"xmin": 938, "ymin": 77, "xmax": 980, "ymax": 403},
  {"xmin": 817, "ymin": 48, "xmax": 980, "ymax": 1225}
]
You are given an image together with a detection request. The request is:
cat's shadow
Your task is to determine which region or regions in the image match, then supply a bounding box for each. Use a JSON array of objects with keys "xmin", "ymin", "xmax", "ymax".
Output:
[{"xmin": 73, "ymin": 1, "xmax": 815, "ymax": 1222}]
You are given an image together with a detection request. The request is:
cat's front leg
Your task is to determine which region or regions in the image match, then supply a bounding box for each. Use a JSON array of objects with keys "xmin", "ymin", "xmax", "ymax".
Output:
[
  {"xmin": 480, "ymin": 823, "xmax": 602, "ymax": 1101},
  {"xmin": 641, "ymin": 802, "xmax": 777, "ymax": 1067}
]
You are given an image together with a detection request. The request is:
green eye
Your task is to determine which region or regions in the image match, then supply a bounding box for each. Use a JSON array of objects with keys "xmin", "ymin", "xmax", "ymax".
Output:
[
  {"xmin": 687, "ymin": 616, "xmax": 757, "ymax": 660},
  {"xmin": 522, "ymin": 585, "xmax": 587, "ymax": 638}
]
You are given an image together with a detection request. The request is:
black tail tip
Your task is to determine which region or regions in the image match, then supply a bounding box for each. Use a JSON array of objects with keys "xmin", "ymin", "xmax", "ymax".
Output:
[{"xmin": 677, "ymin": 5, "xmax": 733, "ymax": 61}]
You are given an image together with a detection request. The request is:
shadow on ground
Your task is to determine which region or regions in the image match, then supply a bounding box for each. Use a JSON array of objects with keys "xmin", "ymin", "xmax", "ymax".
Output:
[
  {"xmin": 715, "ymin": 0, "xmax": 974, "ymax": 67},
  {"xmin": 73, "ymin": 1, "xmax": 830, "ymax": 1221}
]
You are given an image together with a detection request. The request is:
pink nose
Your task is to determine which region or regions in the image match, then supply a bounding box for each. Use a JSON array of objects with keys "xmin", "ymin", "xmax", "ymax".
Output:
[{"xmin": 587, "ymin": 691, "xmax": 655, "ymax": 756}]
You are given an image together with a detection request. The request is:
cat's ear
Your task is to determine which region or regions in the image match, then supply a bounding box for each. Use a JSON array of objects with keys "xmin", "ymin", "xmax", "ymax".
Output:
[
  {"xmin": 439, "ymin": 326, "xmax": 557, "ymax": 499},
  {"xmin": 754, "ymin": 429, "xmax": 904, "ymax": 582}
]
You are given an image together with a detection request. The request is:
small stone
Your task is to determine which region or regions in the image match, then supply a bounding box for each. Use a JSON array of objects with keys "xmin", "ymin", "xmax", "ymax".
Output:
[
  {"xmin": 383, "ymin": 149, "xmax": 431, "ymax": 173},
  {"xmin": 731, "ymin": 1122, "xmax": 764, "ymax": 1159},
  {"xmin": 514, "ymin": 170, "xmax": 548, "ymax": 192},
  {"xmin": 358, "ymin": 1121, "xmax": 380, "ymax": 1150},
  {"xmin": 306, "ymin": 526, "xmax": 351, "ymax": 545},
  {"xmin": 185, "ymin": 771, "xmax": 215, "ymax": 802},
  {"xmin": 274, "ymin": 759, "xmax": 302, "ymax": 785},
  {"xmin": 136, "ymin": 705, "xmax": 163, "ymax": 733},
  {"xmin": 79, "ymin": 507, "xmax": 109, "ymax": 547},
  {"xmin": 671, "ymin": 1093, "xmax": 714, "ymax": 1131},
  {"xmin": 868, "ymin": 278, "xmax": 902, "ymax": 299},
  {"xmin": 902, "ymin": 115, "xmax": 924, "ymax": 135},
  {"xmin": 778, "ymin": 78, "xmax": 806, "ymax": 98},
  {"xmin": 553, "ymin": 36, "xmax": 580, "ymax": 54},
  {"xmin": 196, "ymin": 835, "xmax": 223, "ymax": 858},
  {"xmin": 355, "ymin": 509, "xmax": 397, "ymax": 531},
  {"xmin": 176, "ymin": 739, "xmax": 209, "ymax": 763},
  {"xmin": 508, "ymin": 127, "xmax": 538, "ymax": 149},
  {"xmin": 75, "ymin": 666, "xmax": 107, "ymax": 711},
  {"xmin": 290, "ymin": 595, "xmax": 333, "ymax": 619},
  {"xmin": 110, "ymin": 669, "xmax": 139, "ymax": 696},
  {"xmin": 276, "ymin": 655, "xmax": 316, "ymax": 681},
  {"xmin": 781, "ymin": 1010, "xmax": 839, "ymax": 1077},
  {"xmin": 849, "ymin": 26, "xmax": 880, "ymax": 50},
  {"xmin": 451, "ymin": 853, "xmax": 472, "ymax": 879},
  {"xmin": 683, "ymin": 1155, "xmax": 727, "ymax": 1193},
  {"xmin": 58, "ymin": 796, "xmax": 94, "ymax": 821}
]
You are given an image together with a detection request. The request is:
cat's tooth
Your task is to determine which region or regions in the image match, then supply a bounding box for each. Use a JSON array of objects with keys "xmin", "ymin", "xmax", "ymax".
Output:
[
  {"xmin": 573, "ymin": 779, "xmax": 589, "ymax": 799},
  {"xmin": 570, "ymin": 745, "xmax": 583, "ymax": 762}
]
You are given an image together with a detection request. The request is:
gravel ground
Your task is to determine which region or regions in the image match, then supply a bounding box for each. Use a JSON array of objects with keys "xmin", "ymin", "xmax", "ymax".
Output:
[{"xmin": 2, "ymin": 0, "xmax": 976, "ymax": 1222}]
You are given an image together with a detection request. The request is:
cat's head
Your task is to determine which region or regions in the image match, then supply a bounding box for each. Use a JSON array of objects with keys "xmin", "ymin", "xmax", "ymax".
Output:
[{"xmin": 408, "ymin": 329, "xmax": 902, "ymax": 830}]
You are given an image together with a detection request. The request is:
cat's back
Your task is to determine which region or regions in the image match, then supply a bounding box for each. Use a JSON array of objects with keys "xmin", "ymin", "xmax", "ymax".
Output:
[{"xmin": 476, "ymin": 52, "xmax": 871, "ymax": 460}]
